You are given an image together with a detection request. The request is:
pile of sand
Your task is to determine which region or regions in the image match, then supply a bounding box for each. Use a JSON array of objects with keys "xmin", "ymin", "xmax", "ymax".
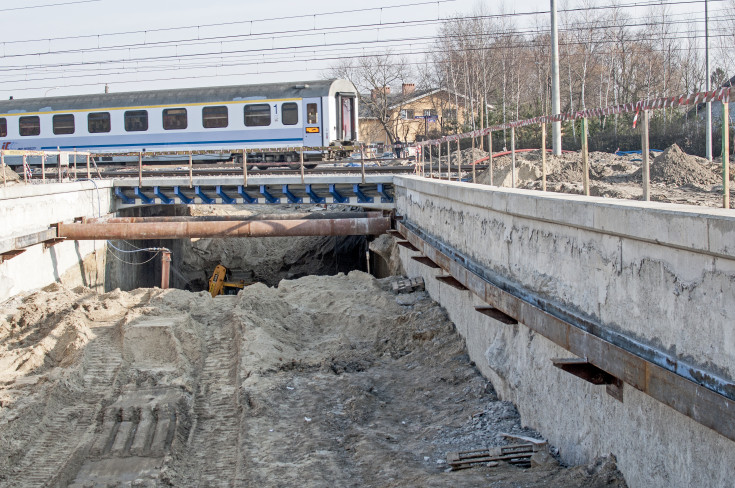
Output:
[
  {"xmin": 646, "ymin": 144, "xmax": 721, "ymax": 186},
  {"xmin": 175, "ymin": 204, "xmax": 368, "ymax": 289},
  {"xmin": 0, "ymin": 274, "xmax": 629, "ymax": 487},
  {"xmin": 1, "ymin": 165, "xmax": 21, "ymax": 185}
]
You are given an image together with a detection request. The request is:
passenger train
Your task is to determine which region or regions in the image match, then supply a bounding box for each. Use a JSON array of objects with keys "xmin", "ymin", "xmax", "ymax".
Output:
[{"xmin": 0, "ymin": 79, "xmax": 358, "ymax": 166}]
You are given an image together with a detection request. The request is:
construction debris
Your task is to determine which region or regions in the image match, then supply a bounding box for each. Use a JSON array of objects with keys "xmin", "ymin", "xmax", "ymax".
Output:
[
  {"xmin": 447, "ymin": 443, "xmax": 542, "ymax": 470},
  {"xmin": 391, "ymin": 276, "xmax": 425, "ymax": 293}
]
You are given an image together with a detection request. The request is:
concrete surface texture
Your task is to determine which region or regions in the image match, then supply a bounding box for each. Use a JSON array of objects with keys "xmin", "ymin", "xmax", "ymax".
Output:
[
  {"xmin": 394, "ymin": 175, "xmax": 735, "ymax": 488},
  {"xmin": 0, "ymin": 182, "xmax": 113, "ymax": 301}
]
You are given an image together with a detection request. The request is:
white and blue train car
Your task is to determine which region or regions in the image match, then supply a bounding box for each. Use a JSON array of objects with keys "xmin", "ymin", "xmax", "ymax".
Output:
[{"xmin": 0, "ymin": 79, "xmax": 358, "ymax": 166}]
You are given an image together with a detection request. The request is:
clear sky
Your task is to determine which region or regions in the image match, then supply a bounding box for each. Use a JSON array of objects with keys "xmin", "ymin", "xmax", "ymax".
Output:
[{"xmin": 0, "ymin": 0, "xmax": 716, "ymax": 100}]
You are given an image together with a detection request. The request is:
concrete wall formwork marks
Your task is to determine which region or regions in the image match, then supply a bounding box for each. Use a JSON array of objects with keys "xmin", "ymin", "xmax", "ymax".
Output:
[
  {"xmin": 0, "ymin": 181, "xmax": 114, "ymax": 301},
  {"xmin": 394, "ymin": 175, "xmax": 735, "ymax": 488}
]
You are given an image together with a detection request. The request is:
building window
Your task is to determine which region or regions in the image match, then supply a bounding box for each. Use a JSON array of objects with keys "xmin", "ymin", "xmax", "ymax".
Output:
[
  {"xmin": 0, "ymin": 118, "xmax": 8, "ymax": 137},
  {"xmin": 163, "ymin": 108, "xmax": 188, "ymax": 130},
  {"xmin": 244, "ymin": 104, "xmax": 271, "ymax": 127},
  {"xmin": 282, "ymin": 103, "xmax": 298, "ymax": 125},
  {"xmin": 124, "ymin": 110, "xmax": 148, "ymax": 132},
  {"xmin": 52, "ymin": 114, "xmax": 75, "ymax": 135},
  {"xmin": 400, "ymin": 109, "xmax": 415, "ymax": 120},
  {"xmin": 88, "ymin": 112, "xmax": 111, "ymax": 133},
  {"xmin": 306, "ymin": 103, "xmax": 318, "ymax": 124},
  {"xmin": 202, "ymin": 106, "xmax": 228, "ymax": 128},
  {"xmin": 423, "ymin": 109, "xmax": 437, "ymax": 117},
  {"xmin": 19, "ymin": 116, "xmax": 41, "ymax": 136},
  {"xmin": 443, "ymin": 109, "xmax": 457, "ymax": 120}
]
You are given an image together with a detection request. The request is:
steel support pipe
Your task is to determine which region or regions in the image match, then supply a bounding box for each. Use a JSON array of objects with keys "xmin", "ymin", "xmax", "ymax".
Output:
[
  {"xmin": 161, "ymin": 250, "xmax": 171, "ymax": 289},
  {"xmin": 82, "ymin": 211, "xmax": 385, "ymax": 224},
  {"xmin": 57, "ymin": 217, "xmax": 391, "ymax": 240}
]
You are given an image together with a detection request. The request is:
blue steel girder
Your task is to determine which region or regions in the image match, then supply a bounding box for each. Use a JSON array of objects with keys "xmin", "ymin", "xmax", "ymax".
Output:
[
  {"xmin": 237, "ymin": 186, "xmax": 258, "ymax": 204},
  {"xmin": 134, "ymin": 187, "xmax": 154, "ymax": 205},
  {"xmin": 195, "ymin": 186, "xmax": 215, "ymax": 204},
  {"xmin": 352, "ymin": 184, "xmax": 374, "ymax": 204},
  {"xmin": 377, "ymin": 183, "xmax": 394, "ymax": 203},
  {"xmin": 115, "ymin": 187, "xmax": 135, "ymax": 205},
  {"xmin": 173, "ymin": 186, "xmax": 194, "ymax": 204},
  {"xmin": 153, "ymin": 187, "xmax": 174, "ymax": 204},
  {"xmin": 260, "ymin": 185, "xmax": 281, "ymax": 204},
  {"xmin": 216, "ymin": 186, "xmax": 236, "ymax": 204},
  {"xmin": 281, "ymin": 185, "xmax": 303, "ymax": 204},
  {"xmin": 305, "ymin": 184, "xmax": 326, "ymax": 204},
  {"xmin": 329, "ymin": 184, "xmax": 348, "ymax": 204}
]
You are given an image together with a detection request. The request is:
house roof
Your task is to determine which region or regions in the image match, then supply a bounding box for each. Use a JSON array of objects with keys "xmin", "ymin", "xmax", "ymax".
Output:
[{"xmin": 358, "ymin": 87, "xmax": 493, "ymax": 119}]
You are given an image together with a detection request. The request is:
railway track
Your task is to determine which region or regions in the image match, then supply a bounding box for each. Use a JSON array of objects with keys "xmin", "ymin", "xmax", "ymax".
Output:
[{"xmin": 30, "ymin": 164, "xmax": 489, "ymax": 179}]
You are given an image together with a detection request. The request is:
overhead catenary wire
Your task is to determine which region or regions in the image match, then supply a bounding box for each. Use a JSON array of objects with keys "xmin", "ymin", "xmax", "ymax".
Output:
[{"xmin": 2, "ymin": 5, "xmax": 729, "ymax": 61}]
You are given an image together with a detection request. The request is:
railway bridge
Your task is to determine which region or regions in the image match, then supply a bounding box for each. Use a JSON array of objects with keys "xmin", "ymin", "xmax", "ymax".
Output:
[{"xmin": 1, "ymin": 173, "xmax": 734, "ymax": 488}]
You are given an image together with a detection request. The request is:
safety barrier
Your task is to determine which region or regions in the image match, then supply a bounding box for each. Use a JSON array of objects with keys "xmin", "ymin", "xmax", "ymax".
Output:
[{"xmin": 412, "ymin": 87, "xmax": 732, "ymax": 208}]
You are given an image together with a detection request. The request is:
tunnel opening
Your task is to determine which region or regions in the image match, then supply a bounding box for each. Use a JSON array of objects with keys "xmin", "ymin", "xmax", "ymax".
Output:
[{"xmin": 103, "ymin": 204, "xmax": 374, "ymax": 293}]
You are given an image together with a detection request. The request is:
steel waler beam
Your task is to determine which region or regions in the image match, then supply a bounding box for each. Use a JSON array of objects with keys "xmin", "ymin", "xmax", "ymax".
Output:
[
  {"xmin": 396, "ymin": 220, "xmax": 735, "ymax": 443},
  {"xmin": 57, "ymin": 217, "xmax": 391, "ymax": 240}
]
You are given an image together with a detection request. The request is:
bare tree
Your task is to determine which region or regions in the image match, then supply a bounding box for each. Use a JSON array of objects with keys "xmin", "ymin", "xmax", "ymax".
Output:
[{"xmin": 328, "ymin": 52, "xmax": 412, "ymax": 145}]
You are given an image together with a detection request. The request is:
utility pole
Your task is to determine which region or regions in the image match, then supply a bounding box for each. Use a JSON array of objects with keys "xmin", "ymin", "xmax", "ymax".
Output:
[
  {"xmin": 550, "ymin": 0, "xmax": 562, "ymax": 155},
  {"xmin": 705, "ymin": 0, "xmax": 713, "ymax": 162}
]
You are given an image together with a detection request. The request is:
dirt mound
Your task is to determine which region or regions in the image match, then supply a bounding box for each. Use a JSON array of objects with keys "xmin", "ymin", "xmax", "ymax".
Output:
[
  {"xmin": 0, "ymin": 276, "xmax": 628, "ymax": 487},
  {"xmin": 645, "ymin": 144, "xmax": 720, "ymax": 187},
  {"xmin": 1, "ymin": 165, "xmax": 21, "ymax": 185},
  {"xmin": 174, "ymin": 204, "xmax": 368, "ymax": 289}
]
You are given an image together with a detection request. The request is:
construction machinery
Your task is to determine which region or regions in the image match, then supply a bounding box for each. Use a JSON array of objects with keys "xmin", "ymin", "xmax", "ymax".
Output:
[{"xmin": 208, "ymin": 264, "xmax": 250, "ymax": 297}]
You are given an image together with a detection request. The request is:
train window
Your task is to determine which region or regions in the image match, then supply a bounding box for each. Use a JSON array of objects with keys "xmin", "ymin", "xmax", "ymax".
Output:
[
  {"xmin": 0, "ymin": 118, "xmax": 6, "ymax": 137},
  {"xmin": 307, "ymin": 103, "xmax": 318, "ymax": 124},
  {"xmin": 124, "ymin": 110, "xmax": 148, "ymax": 132},
  {"xmin": 202, "ymin": 106, "xmax": 228, "ymax": 128},
  {"xmin": 244, "ymin": 104, "xmax": 270, "ymax": 127},
  {"xmin": 52, "ymin": 114, "xmax": 75, "ymax": 135},
  {"xmin": 163, "ymin": 108, "xmax": 188, "ymax": 130},
  {"xmin": 282, "ymin": 103, "xmax": 298, "ymax": 125},
  {"xmin": 88, "ymin": 112, "xmax": 111, "ymax": 133},
  {"xmin": 19, "ymin": 116, "xmax": 41, "ymax": 136}
]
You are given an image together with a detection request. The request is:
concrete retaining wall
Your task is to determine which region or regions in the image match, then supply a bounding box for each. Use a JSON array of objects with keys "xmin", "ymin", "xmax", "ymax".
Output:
[
  {"xmin": 0, "ymin": 181, "xmax": 114, "ymax": 301},
  {"xmin": 394, "ymin": 175, "xmax": 735, "ymax": 488}
]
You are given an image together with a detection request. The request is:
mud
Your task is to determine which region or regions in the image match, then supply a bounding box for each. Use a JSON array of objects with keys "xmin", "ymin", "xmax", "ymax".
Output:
[{"xmin": 0, "ymin": 274, "xmax": 627, "ymax": 487}]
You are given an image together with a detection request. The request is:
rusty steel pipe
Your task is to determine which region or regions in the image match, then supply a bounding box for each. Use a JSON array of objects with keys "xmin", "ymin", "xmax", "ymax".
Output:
[
  {"xmin": 161, "ymin": 250, "xmax": 171, "ymax": 289},
  {"xmin": 83, "ymin": 211, "xmax": 384, "ymax": 224},
  {"xmin": 58, "ymin": 217, "xmax": 391, "ymax": 240}
]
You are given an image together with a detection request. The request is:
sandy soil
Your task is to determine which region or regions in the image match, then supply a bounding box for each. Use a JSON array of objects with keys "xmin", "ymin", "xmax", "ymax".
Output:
[
  {"xmin": 0, "ymin": 274, "xmax": 627, "ymax": 487},
  {"xmin": 172, "ymin": 204, "xmax": 368, "ymax": 289},
  {"xmin": 435, "ymin": 143, "xmax": 733, "ymax": 209}
]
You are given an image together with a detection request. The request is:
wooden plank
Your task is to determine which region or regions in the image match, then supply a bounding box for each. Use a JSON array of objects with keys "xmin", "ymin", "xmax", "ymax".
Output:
[{"xmin": 396, "ymin": 220, "xmax": 735, "ymax": 443}]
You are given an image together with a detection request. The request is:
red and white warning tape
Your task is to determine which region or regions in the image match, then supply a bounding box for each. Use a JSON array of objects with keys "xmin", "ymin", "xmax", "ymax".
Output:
[{"xmin": 417, "ymin": 87, "xmax": 732, "ymax": 147}]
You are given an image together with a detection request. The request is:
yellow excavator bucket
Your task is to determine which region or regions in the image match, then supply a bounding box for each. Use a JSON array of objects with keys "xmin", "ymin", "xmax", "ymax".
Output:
[{"xmin": 208, "ymin": 265, "xmax": 228, "ymax": 297}]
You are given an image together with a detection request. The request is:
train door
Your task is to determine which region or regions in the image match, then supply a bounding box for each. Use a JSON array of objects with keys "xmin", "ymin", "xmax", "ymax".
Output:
[
  {"xmin": 302, "ymin": 98, "xmax": 323, "ymax": 148},
  {"xmin": 336, "ymin": 94, "xmax": 355, "ymax": 142}
]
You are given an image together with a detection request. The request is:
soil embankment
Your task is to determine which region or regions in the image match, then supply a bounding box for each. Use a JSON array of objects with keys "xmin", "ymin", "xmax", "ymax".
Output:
[{"xmin": 0, "ymin": 274, "xmax": 626, "ymax": 487}]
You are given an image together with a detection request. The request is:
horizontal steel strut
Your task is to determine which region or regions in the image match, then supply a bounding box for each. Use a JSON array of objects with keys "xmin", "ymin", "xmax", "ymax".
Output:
[{"xmin": 57, "ymin": 217, "xmax": 390, "ymax": 240}]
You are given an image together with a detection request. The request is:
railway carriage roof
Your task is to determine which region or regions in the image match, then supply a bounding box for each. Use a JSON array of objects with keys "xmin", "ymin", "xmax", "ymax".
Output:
[{"xmin": 0, "ymin": 79, "xmax": 354, "ymax": 114}]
